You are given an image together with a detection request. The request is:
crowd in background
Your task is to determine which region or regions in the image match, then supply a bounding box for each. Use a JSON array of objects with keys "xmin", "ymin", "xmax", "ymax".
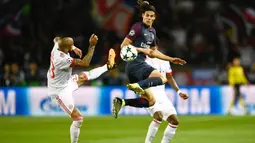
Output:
[{"xmin": 0, "ymin": 0, "xmax": 255, "ymax": 86}]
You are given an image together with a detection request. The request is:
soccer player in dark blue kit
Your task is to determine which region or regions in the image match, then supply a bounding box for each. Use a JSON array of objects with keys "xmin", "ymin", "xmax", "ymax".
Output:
[{"xmin": 112, "ymin": 0, "xmax": 186, "ymax": 118}]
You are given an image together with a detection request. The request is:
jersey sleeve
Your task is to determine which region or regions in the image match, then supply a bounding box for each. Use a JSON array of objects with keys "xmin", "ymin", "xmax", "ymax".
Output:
[
  {"xmin": 165, "ymin": 61, "xmax": 172, "ymax": 74},
  {"xmin": 57, "ymin": 55, "xmax": 75, "ymax": 70},
  {"xmin": 126, "ymin": 23, "xmax": 142, "ymax": 42},
  {"xmin": 52, "ymin": 43, "xmax": 59, "ymax": 51}
]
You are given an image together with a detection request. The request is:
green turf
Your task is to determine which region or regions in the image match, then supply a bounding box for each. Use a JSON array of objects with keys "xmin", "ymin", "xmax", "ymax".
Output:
[{"xmin": 0, "ymin": 116, "xmax": 254, "ymax": 143}]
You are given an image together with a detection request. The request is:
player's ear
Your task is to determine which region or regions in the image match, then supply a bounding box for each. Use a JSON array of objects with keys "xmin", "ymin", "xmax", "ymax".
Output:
[{"xmin": 141, "ymin": 12, "xmax": 145, "ymax": 18}]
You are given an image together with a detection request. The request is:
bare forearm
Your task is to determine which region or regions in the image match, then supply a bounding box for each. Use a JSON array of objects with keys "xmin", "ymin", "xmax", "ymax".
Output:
[
  {"xmin": 167, "ymin": 75, "xmax": 179, "ymax": 92},
  {"xmin": 136, "ymin": 48, "xmax": 151, "ymax": 55},
  {"xmin": 74, "ymin": 45, "xmax": 95, "ymax": 67},
  {"xmin": 152, "ymin": 50, "xmax": 173, "ymax": 62},
  {"xmin": 82, "ymin": 45, "xmax": 95, "ymax": 66}
]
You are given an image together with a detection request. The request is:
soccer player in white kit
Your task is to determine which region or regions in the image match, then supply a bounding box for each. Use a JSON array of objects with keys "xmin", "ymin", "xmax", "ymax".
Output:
[
  {"xmin": 47, "ymin": 34, "xmax": 116, "ymax": 143},
  {"xmin": 144, "ymin": 57, "xmax": 188, "ymax": 143}
]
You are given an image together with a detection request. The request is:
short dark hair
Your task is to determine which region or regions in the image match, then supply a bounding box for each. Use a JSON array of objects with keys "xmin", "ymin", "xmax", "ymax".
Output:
[{"xmin": 137, "ymin": 0, "xmax": 156, "ymax": 14}]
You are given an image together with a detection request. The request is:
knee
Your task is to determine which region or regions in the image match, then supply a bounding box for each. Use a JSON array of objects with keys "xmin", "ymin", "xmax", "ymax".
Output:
[
  {"xmin": 172, "ymin": 118, "xmax": 179, "ymax": 125},
  {"xmin": 146, "ymin": 97, "xmax": 155, "ymax": 106},
  {"xmin": 153, "ymin": 111, "xmax": 163, "ymax": 122},
  {"xmin": 149, "ymin": 99, "xmax": 155, "ymax": 106},
  {"xmin": 141, "ymin": 93, "xmax": 155, "ymax": 106},
  {"xmin": 160, "ymin": 76, "xmax": 167, "ymax": 84},
  {"xmin": 71, "ymin": 108, "xmax": 83, "ymax": 121},
  {"xmin": 167, "ymin": 115, "xmax": 179, "ymax": 125}
]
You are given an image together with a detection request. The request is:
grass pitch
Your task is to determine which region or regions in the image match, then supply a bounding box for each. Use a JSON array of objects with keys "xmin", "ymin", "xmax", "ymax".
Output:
[{"xmin": 0, "ymin": 116, "xmax": 254, "ymax": 143}]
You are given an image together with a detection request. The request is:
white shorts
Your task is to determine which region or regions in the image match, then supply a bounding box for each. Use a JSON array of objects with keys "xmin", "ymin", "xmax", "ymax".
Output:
[
  {"xmin": 48, "ymin": 74, "xmax": 79, "ymax": 115},
  {"xmin": 146, "ymin": 87, "xmax": 177, "ymax": 121},
  {"xmin": 147, "ymin": 100, "xmax": 177, "ymax": 121}
]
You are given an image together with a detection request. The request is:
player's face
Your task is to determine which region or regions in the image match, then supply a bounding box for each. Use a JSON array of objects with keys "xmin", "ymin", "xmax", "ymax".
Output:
[
  {"xmin": 233, "ymin": 58, "xmax": 240, "ymax": 66},
  {"xmin": 142, "ymin": 11, "xmax": 156, "ymax": 27},
  {"xmin": 65, "ymin": 38, "xmax": 74, "ymax": 52},
  {"xmin": 67, "ymin": 45, "xmax": 73, "ymax": 52}
]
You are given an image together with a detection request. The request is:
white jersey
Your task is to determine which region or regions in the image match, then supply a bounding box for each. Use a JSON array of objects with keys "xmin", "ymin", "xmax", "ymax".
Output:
[
  {"xmin": 145, "ymin": 57, "xmax": 172, "ymax": 102},
  {"xmin": 146, "ymin": 57, "xmax": 177, "ymax": 119},
  {"xmin": 47, "ymin": 43, "xmax": 75, "ymax": 89}
]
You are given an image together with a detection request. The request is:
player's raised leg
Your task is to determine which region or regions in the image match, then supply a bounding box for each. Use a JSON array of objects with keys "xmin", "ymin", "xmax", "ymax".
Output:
[
  {"xmin": 161, "ymin": 114, "xmax": 179, "ymax": 143},
  {"xmin": 112, "ymin": 88, "xmax": 155, "ymax": 118},
  {"xmin": 127, "ymin": 70, "xmax": 167, "ymax": 95},
  {"xmin": 145, "ymin": 111, "xmax": 163, "ymax": 143},
  {"xmin": 76, "ymin": 48, "xmax": 116, "ymax": 86}
]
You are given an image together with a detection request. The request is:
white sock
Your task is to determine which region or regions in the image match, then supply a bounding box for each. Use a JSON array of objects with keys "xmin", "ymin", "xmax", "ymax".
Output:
[
  {"xmin": 70, "ymin": 119, "xmax": 83, "ymax": 143},
  {"xmin": 83, "ymin": 64, "xmax": 108, "ymax": 80},
  {"xmin": 161, "ymin": 123, "xmax": 177, "ymax": 143},
  {"xmin": 145, "ymin": 119, "xmax": 161, "ymax": 143}
]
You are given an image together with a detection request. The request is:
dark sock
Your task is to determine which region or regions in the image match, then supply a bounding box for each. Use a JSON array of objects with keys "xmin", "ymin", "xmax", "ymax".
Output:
[
  {"xmin": 137, "ymin": 77, "xmax": 163, "ymax": 89},
  {"xmin": 124, "ymin": 98, "xmax": 149, "ymax": 108}
]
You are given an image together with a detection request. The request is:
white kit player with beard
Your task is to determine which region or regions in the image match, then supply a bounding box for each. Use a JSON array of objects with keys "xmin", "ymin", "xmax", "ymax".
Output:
[
  {"xmin": 47, "ymin": 40, "xmax": 78, "ymax": 112},
  {"xmin": 144, "ymin": 57, "xmax": 188, "ymax": 143},
  {"xmin": 47, "ymin": 34, "xmax": 116, "ymax": 143}
]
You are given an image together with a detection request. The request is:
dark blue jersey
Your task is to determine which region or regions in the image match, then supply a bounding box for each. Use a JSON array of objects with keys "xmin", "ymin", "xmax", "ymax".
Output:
[
  {"xmin": 126, "ymin": 22, "xmax": 157, "ymax": 61},
  {"xmin": 125, "ymin": 22, "xmax": 157, "ymax": 83}
]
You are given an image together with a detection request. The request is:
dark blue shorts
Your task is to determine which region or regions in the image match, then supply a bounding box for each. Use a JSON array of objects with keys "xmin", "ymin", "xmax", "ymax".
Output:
[{"xmin": 125, "ymin": 59, "xmax": 155, "ymax": 83}]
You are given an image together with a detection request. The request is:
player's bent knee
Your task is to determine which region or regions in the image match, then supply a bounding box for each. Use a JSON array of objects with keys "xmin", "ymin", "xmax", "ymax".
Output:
[
  {"xmin": 149, "ymin": 99, "xmax": 155, "ymax": 106},
  {"xmin": 141, "ymin": 93, "xmax": 155, "ymax": 106},
  {"xmin": 153, "ymin": 111, "xmax": 163, "ymax": 121},
  {"xmin": 71, "ymin": 107, "xmax": 83, "ymax": 119},
  {"xmin": 160, "ymin": 76, "xmax": 167, "ymax": 84},
  {"xmin": 167, "ymin": 114, "xmax": 179, "ymax": 125}
]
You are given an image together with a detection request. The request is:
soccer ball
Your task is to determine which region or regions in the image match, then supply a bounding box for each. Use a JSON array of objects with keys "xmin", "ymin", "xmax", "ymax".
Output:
[{"xmin": 120, "ymin": 45, "xmax": 138, "ymax": 62}]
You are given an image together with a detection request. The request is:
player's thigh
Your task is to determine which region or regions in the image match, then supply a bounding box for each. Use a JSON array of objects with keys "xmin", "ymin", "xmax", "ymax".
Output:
[
  {"xmin": 142, "ymin": 88, "xmax": 156, "ymax": 105},
  {"xmin": 126, "ymin": 62, "xmax": 155, "ymax": 83},
  {"xmin": 162, "ymin": 101, "xmax": 178, "ymax": 122},
  {"xmin": 149, "ymin": 70, "xmax": 167, "ymax": 83},
  {"xmin": 147, "ymin": 102, "xmax": 163, "ymax": 121},
  {"xmin": 141, "ymin": 63, "xmax": 155, "ymax": 80},
  {"xmin": 55, "ymin": 89, "xmax": 75, "ymax": 116}
]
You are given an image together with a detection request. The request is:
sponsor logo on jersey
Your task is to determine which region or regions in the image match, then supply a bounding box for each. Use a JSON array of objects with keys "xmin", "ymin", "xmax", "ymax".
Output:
[{"xmin": 141, "ymin": 42, "xmax": 150, "ymax": 48}]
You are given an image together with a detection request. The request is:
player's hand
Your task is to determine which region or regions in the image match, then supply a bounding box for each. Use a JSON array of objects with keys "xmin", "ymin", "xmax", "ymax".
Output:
[
  {"xmin": 170, "ymin": 58, "xmax": 187, "ymax": 65},
  {"xmin": 179, "ymin": 92, "xmax": 189, "ymax": 100},
  {"xmin": 73, "ymin": 46, "xmax": 82, "ymax": 58},
  {"xmin": 89, "ymin": 34, "xmax": 98, "ymax": 47}
]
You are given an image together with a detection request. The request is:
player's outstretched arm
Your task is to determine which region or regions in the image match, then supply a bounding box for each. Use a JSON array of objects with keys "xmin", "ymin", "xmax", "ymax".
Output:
[
  {"xmin": 166, "ymin": 73, "xmax": 188, "ymax": 100},
  {"xmin": 72, "ymin": 46, "xmax": 82, "ymax": 58},
  {"xmin": 121, "ymin": 37, "xmax": 154, "ymax": 55},
  {"xmin": 150, "ymin": 48, "xmax": 186, "ymax": 65},
  {"xmin": 121, "ymin": 37, "xmax": 132, "ymax": 48},
  {"xmin": 73, "ymin": 34, "xmax": 98, "ymax": 67}
]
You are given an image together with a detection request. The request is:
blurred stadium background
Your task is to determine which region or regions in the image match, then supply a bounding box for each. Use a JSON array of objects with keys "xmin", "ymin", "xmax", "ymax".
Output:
[{"xmin": 0, "ymin": 0, "xmax": 255, "ymax": 143}]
